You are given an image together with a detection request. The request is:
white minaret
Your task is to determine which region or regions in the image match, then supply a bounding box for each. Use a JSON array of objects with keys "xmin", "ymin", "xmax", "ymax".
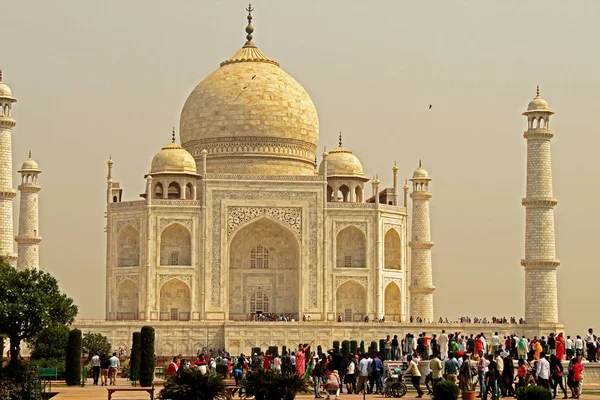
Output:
[
  {"xmin": 521, "ymin": 87, "xmax": 559, "ymax": 324},
  {"xmin": 409, "ymin": 161, "xmax": 435, "ymax": 322},
  {"xmin": 16, "ymin": 152, "xmax": 42, "ymax": 270},
  {"xmin": 0, "ymin": 70, "xmax": 18, "ymax": 265}
]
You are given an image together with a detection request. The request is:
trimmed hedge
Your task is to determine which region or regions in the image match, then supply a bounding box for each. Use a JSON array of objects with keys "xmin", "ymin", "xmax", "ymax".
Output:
[
  {"xmin": 131, "ymin": 331, "xmax": 141, "ymax": 380},
  {"xmin": 341, "ymin": 340, "xmax": 350, "ymax": 360},
  {"xmin": 369, "ymin": 341, "xmax": 378, "ymax": 355},
  {"xmin": 433, "ymin": 380, "xmax": 459, "ymax": 400},
  {"xmin": 139, "ymin": 326, "xmax": 155, "ymax": 387},
  {"xmin": 350, "ymin": 340, "xmax": 358, "ymax": 355},
  {"xmin": 516, "ymin": 386, "xmax": 552, "ymax": 400},
  {"xmin": 359, "ymin": 340, "xmax": 365, "ymax": 353},
  {"xmin": 65, "ymin": 329, "xmax": 82, "ymax": 386},
  {"xmin": 333, "ymin": 341, "xmax": 340, "ymax": 352}
]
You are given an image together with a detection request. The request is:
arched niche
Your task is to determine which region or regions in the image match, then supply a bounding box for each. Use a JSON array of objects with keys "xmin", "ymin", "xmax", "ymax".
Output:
[
  {"xmin": 384, "ymin": 228, "xmax": 401, "ymax": 270},
  {"xmin": 336, "ymin": 280, "xmax": 366, "ymax": 322},
  {"xmin": 168, "ymin": 182, "xmax": 181, "ymax": 199},
  {"xmin": 384, "ymin": 282, "xmax": 401, "ymax": 322},
  {"xmin": 160, "ymin": 279, "xmax": 191, "ymax": 321},
  {"xmin": 160, "ymin": 224, "xmax": 191, "ymax": 266},
  {"xmin": 355, "ymin": 185, "xmax": 363, "ymax": 203},
  {"xmin": 116, "ymin": 279, "xmax": 139, "ymax": 320},
  {"xmin": 117, "ymin": 225, "xmax": 140, "ymax": 267},
  {"xmin": 154, "ymin": 182, "xmax": 164, "ymax": 199},
  {"xmin": 336, "ymin": 226, "xmax": 366, "ymax": 268},
  {"xmin": 339, "ymin": 185, "xmax": 350, "ymax": 202},
  {"xmin": 228, "ymin": 217, "xmax": 299, "ymax": 320}
]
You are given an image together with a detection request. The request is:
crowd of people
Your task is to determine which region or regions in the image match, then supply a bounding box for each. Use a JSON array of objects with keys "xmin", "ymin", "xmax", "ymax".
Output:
[{"xmin": 150, "ymin": 327, "xmax": 600, "ymax": 400}]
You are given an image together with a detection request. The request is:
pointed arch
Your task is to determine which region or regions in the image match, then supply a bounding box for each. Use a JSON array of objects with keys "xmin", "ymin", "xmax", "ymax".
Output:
[
  {"xmin": 384, "ymin": 281, "xmax": 402, "ymax": 322},
  {"xmin": 116, "ymin": 279, "xmax": 139, "ymax": 320},
  {"xmin": 185, "ymin": 182, "xmax": 194, "ymax": 200},
  {"xmin": 336, "ymin": 226, "xmax": 366, "ymax": 268},
  {"xmin": 154, "ymin": 182, "xmax": 164, "ymax": 199},
  {"xmin": 168, "ymin": 182, "xmax": 181, "ymax": 199},
  {"xmin": 355, "ymin": 185, "xmax": 363, "ymax": 203},
  {"xmin": 160, "ymin": 278, "xmax": 191, "ymax": 321},
  {"xmin": 160, "ymin": 223, "xmax": 191, "ymax": 266},
  {"xmin": 117, "ymin": 225, "xmax": 140, "ymax": 266},
  {"xmin": 384, "ymin": 228, "xmax": 401, "ymax": 270},
  {"xmin": 339, "ymin": 185, "xmax": 350, "ymax": 202},
  {"xmin": 336, "ymin": 280, "xmax": 367, "ymax": 322}
]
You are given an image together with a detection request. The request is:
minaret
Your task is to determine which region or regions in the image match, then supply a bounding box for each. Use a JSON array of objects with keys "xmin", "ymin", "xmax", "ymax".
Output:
[
  {"xmin": 521, "ymin": 87, "xmax": 559, "ymax": 324},
  {"xmin": 16, "ymin": 152, "xmax": 42, "ymax": 270},
  {"xmin": 0, "ymin": 70, "xmax": 18, "ymax": 265},
  {"xmin": 409, "ymin": 161, "xmax": 435, "ymax": 322}
]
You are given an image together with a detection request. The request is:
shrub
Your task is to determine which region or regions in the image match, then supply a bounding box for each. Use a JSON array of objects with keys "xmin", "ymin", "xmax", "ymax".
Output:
[
  {"xmin": 29, "ymin": 358, "xmax": 66, "ymax": 380},
  {"xmin": 359, "ymin": 341, "xmax": 365, "ymax": 353},
  {"xmin": 433, "ymin": 379, "xmax": 459, "ymax": 400},
  {"xmin": 369, "ymin": 341, "xmax": 378, "ymax": 355},
  {"xmin": 341, "ymin": 341, "xmax": 350, "ymax": 360},
  {"xmin": 350, "ymin": 340, "xmax": 358, "ymax": 355},
  {"xmin": 252, "ymin": 347, "xmax": 261, "ymax": 357},
  {"xmin": 159, "ymin": 368, "xmax": 225, "ymax": 400},
  {"xmin": 516, "ymin": 386, "xmax": 552, "ymax": 400},
  {"xmin": 241, "ymin": 369, "xmax": 307, "ymax": 400},
  {"xmin": 0, "ymin": 360, "xmax": 42, "ymax": 400},
  {"xmin": 65, "ymin": 329, "xmax": 82, "ymax": 386},
  {"xmin": 131, "ymin": 332, "xmax": 141, "ymax": 381},
  {"xmin": 282, "ymin": 345, "xmax": 287, "ymax": 356},
  {"xmin": 379, "ymin": 339, "xmax": 385, "ymax": 356},
  {"xmin": 140, "ymin": 326, "xmax": 155, "ymax": 387},
  {"xmin": 29, "ymin": 325, "xmax": 70, "ymax": 361},
  {"xmin": 333, "ymin": 341, "xmax": 340, "ymax": 351},
  {"xmin": 82, "ymin": 332, "xmax": 111, "ymax": 362}
]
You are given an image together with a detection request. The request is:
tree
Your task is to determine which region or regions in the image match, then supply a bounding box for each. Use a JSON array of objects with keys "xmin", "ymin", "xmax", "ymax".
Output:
[
  {"xmin": 160, "ymin": 368, "xmax": 225, "ymax": 400},
  {"xmin": 0, "ymin": 257, "xmax": 78, "ymax": 363},
  {"xmin": 65, "ymin": 329, "xmax": 82, "ymax": 386},
  {"xmin": 131, "ymin": 332, "xmax": 142, "ymax": 380},
  {"xmin": 29, "ymin": 325, "xmax": 70, "ymax": 360},
  {"xmin": 341, "ymin": 340, "xmax": 350, "ymax": 360},
  {"xmin": 140, "ymin": 326, "xmax": 155, "ymax": 387},
  {"xmin": 82, "ymin": 332, "xmax": 111, "ymax": 361}
]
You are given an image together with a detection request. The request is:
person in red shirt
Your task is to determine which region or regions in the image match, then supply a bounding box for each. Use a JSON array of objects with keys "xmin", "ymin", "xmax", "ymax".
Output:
[
  {"xmin": 263, "ymin": 353, "xmax": 271, "ymax": 371},
  {"xmin": 166, "ymin": 357, "xmax": 178, "ymax": 377},
  {"xmin": 568, "ymin": 361, "xmax": 581, "ymax": 399}
]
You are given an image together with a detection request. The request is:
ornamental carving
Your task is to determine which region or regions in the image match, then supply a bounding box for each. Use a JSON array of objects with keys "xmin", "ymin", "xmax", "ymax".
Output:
[
  {"xmin": 158, "ymin": 274, "xmax": 193, "ymax": 289},
  {"xmin": 205, "ymin": 173, "xmax": 323, "ymax": 182},
  {"xmin": 383, "ymin": 223, "xmax": 402, "ymax": 234},
  {"xmin": 212, "ymin": 191, "xmax": 318, "ymax": 308},
  {"xmin": 335, "ymin": 276, "xmax": 368, "ymax": 290},
  {"xmin": 335, "ymin": 221, "xmax": 367, "ymax": 235},
  {"xmin": 115, "ymin": 274, "xmax": 140, "ymax": 287},
  {"xmin": 228, "ymin": 207, "xmax": 301, "ymax": 238},
  {"xmin": 159, "ymin": 218, "xmax": 193, "ymax": 232},
  {"xmin": 383, "ymin": 276, "xmax": 402, "ymax": 289},
  {"xmin": 116, "ymin": 219, "xmax": 141, "ymax": 232}
]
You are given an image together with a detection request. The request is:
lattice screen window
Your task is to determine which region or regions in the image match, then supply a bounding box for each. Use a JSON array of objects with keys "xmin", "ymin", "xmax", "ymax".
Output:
[
  {"xmin": 344, "ymin": 309, "xmax": 352, "ymax": 322},
  {"xmin": 250, "ymin": 245, "xmax": 269, "ymax": 269},
  {"xmin": 170, "ymin": 252, "xmax": 179, "ymax": 266},
  {"xmin": 344, "ymin": 255, "xmax": 353, "ymax": 268},
  {"xmin": 250, "ymin": 291, "xmax": 269, "ymax": 313},
  {"xmin": 170, "ymin": 308, "xmax": 178, "ymax": 320}
]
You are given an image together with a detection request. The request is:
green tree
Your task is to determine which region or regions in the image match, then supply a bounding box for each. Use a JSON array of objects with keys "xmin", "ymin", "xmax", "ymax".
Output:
[
  {"xmin": 29, "ymin": 325, "xmax": 70, "ymax": 360},
  {"xmin": 0, "ymin": 257, "xmax": 78, "ymax": 363},
  {"xmin": 140, "ymin": 326, "xmax": 156, "ymax": 387},
  {"xmin": 159, "ymin": 368, "xmax": 225, "ymax": 400},
  {"xmin": 82, "ymin": 332, "xmax": 111, "ymax": 361},
  {"xmin": 350, "ymin": 340, "xmax": 358, "ymax": 355},
  {"xmin": 341, "ymin": 340, "xmax": 350, "ymax": 360},
  {"xmin": 131, "ymin": 331, "xmax": 142, "ymax": 380},
  {"xmin": 65, "ymin": 328, "xmax": 82, "ymax": 386}
]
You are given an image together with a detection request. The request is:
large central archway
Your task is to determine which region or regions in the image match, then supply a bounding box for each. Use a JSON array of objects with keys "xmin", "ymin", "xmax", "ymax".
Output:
[
  {"xmin": 336, "ymin": 280, "xmax": 367, "ymax": 322},
  {"xmin": 228, "ymin": 217, "xmax": 300, "ymax": 320}
]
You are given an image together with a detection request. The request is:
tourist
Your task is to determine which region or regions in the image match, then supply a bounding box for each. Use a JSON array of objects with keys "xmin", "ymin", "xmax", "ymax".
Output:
[
  {"xmin": 459, "ymin": 353, "xmax": 477, "ymax": 396},
  {"xmin": 476, "ymin": 350, "xmax": 487, "ymax": 398},
  {"xmin": 344, "ymin": 354, "xmax": 356, "ymax": 394},
  {"xmin": 371, "ymin": 353, "xmax": 384, "ymax": 394},
  {"xmin": 384, "ymin": 335, "xmax": 392, "ymax": 361},
  {"xmin": 91, "ymin": 352, "xmax": 101, "ymax": 385},
  {"xmin": 584, "ymin": 328, "xmax": 596, "ymax": 363},
  {"xmin": 439, "ymin": 330, "xmax": 449, "ymax": 360},
  {"xmin": 516, "ymin": 359, "xmax": 527, "ymax": 389},
  {"xmin": 108, "ymin": 352, "xmax": 120, "ymax": 386},
  {"xmin": 100, "ymin": 353, "xmax": 110, "ymax": 386},
  {"xmin": 550, "ymin": 355, "xmax": 568, "ymax": 399},
  {"xmin": 430, "ymin": 352, "xmax": 443, "ymax": 391},
  {"xmin": 556, "ymin": 333, "xmax": 565, "ymax": 361},
  {"xmin": 232, "ymin": 365, "xmax": 244, "ymax": 397},
  {"xmin": 491, "ymin": 332, "xmax": 500, "ymax": 355},
  {"xmin": 444, "ymin": 353, "xmax": 459, "ymax": 383},
  {"xmin": 290, "ymin": 350, "xmax": 297, "ymax": 374},
  {"xmin": 536, "ymin": 353, "xmax": 550, "ymax": 390},
  {"xmin": 567, "ymin": 357, "xmax": 581, "ymax": 399},
  {"xmin": 405, "ymin": 355, "xmax": 423, "ymax": 398},
  {"xmin": 312, "ymin": 357, "xmax": 325, "ymax": 398},
  {"xmin": 484, "ymin": 358, "xmax": 498, "ymax": 400},
  {"xmin": 392, "ymin": 335, "xmax": 400, "ymax": 361},
  {"xmin": 534, "ymin": 339, "xmax": 543, "ymax": 360},
  {"xmin": 574, "ymin": 335, "xmax": 583, "ymax": 357},
  {"xmin": 273, "ymin": 354, "xmax": 281, "ymax": 371},
  {"xmin": 501, "ymin": 354, "xmax": 514, "ymax": 397},
  {"xmin": 493, "ymin": 352, "xmax": 503, "ymax": 396},
  {"xmin": 323, "ymin": 370, "xmax": 341, "ymax": 400},
  {"xmin": 295, "ymin": 344, "xmax": 306, "ymax": 377},
  {"xmin": 356, "ymin": 353, "xmax": 369, "ymax": 394},
  {"xmin": 517, "ymin": 337, "xmax": 527, "ymax": 360},
  {"xmin": 166, "ymin": 356, "xmax": 178, "ymax": 377},
  {"xmin": 196, "ymin": 355, "xmax": 208, "ymax": 374},
  {"xmin": 548, "ymin": 333, "xmax": 556, "ymax": 357}
]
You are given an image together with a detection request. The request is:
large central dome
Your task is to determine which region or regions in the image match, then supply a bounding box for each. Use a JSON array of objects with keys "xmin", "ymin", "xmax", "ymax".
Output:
[{"xmin": 180, "ymin": 11, "xmax": 319, "ymax": 175}]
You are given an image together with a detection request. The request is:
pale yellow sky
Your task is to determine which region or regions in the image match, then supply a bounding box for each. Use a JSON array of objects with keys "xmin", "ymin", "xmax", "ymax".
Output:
[{"xmin": 3, "ymin": 0, "xmax": 598, "ymax": 335}]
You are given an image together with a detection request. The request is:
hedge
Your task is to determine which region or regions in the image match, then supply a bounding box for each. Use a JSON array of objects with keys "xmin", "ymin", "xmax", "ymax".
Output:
[
  {"xmin": 65, "ymin": 329, "xmax": 82, "ymax": 386},
  {"xmin": 131, "ymin": 331, "xmax": 141, "ymax": 380},
  {"xmin": 139, "ymin": 326, "xmax": 155, "ymax": 387}
]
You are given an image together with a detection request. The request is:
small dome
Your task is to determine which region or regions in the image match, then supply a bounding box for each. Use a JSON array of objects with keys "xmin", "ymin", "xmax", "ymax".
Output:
[
  {"xmin": 19, "ymin": 153, "xmax": 40, "ymax": 172},
  {"xmin": 319, "ymin": 146, "xmax": 366, "ymax": 179},
  {"xmin": 526, "ymin": 86, "xmax": 551, "ymax": 113},
  {"xmin": 0, "ymin": 71, "xmax": 14, "ymax": 99},
  {"xmin": 151, "ymin": 140, "xmax": 197, "ymax": 175},
  {"xmin": 411, "ymin": 161, "xmax": 430, "ymax": 180}
]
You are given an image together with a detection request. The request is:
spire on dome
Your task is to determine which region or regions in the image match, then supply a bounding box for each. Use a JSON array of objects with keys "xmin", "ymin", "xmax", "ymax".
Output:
[
  {"xmin": 536, "ymin": 85, "xmax": 540, "ymax": 98},
  {"xmin": 419, "ymin": 159, "xmax": 422, "ymax": 168},
  {"xmin": 172, "ymin": 127, "xmax": 176, "ymax": 143},
  {"xmin": 0, "ymin": 69, "xmax": 3, "ymax": 82},
  {"xmin": 339, "ymin": 132, "xmax": 342, "ymax": 147},
  {"xmin": 28, "ymin": 150, "xmax": 31, "ymax": 159},
  {"xmin": 245, "ymin": 3, "xmax": 254, "ymax": 46}
]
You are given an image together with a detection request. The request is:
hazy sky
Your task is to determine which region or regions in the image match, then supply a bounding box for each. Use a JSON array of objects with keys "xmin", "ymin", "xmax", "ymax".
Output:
[{"xmin": 3, "ymin": 1, "xmax": 599, "ymax": 335}]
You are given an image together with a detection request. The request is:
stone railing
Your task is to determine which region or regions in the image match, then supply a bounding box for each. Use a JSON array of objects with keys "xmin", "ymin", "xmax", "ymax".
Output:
[
  {"xmin": 205, "ymin": 173, "xmax": 324, "ymax": 181},
  {"xmin": 108, "ymin": 200, "xmax": 146, "ymax": 209},
  {"xmin": 152, "ymin": 199, "xmax": 201, "ymax": 206},
  {"xmin": 327, "ymin": 202, "xmax": 406, "ymax": 213}
]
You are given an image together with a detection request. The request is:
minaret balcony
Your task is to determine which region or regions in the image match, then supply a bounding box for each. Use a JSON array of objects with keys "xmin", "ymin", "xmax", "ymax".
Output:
[
  {"xmin": 408, "ymin": 285, "xmax": 436, "ymax": 293},
  {"xmin": 409, "ymin": 241, "xmax": 434, "ymax": 249},
  {"xmin": 520, "ymin": 259, "xmax": 560, "ymax": 269},
  {"xmin": 521, "ymin": 198, "xmax": 557, "ymax": 207},
  {"xmin": 15, "ymin": 236, "xmax": 42, "ymax": 244},
  {"xmin": 0, "ymin": 116, "xmax": 16, "ymax": 127},
  {"xmin": 524, "ymin": 129, "xmax": 554, "ymax": 140},
  {"xmin": 0, "ymin": 189, "xmax": 17, "ymax": 198}
]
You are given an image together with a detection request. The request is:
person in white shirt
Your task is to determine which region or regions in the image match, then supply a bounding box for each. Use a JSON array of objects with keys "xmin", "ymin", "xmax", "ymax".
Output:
[
  {"xmin": 491, "ymin": 333, "xmax": 500, "ymax": 354},
  {"xmin": 273, "ymin": 355, "xmax": 281, "ymax": 371},
  {"xmin": 439, "ymin": 330, "xmax": 449, "ymax": 360},
  {"xmin": 566, "ymin": 336, "xmax": 574, "ymax": 359},
  {"xmin": 575, "ymin": 336, "xmax": 584, "ymax": 357},
  {"xmin": 584, "ymin": 328, "xmax": 596, "ymax": 363},
  {"xmin": 536, "ymin": 353, "xmax": 551, "ymax": 389},
  {"xmin": 91, "ymin": 352, "xmax": 101, "ymax": 385},
  {"xmin": 108, "ymin": 352, "xmax": 120, "ymax": 386}
]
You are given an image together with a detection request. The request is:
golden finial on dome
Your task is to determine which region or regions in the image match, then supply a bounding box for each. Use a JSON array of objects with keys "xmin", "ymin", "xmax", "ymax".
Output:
[
  {"xmin": 536, "ymin": 85, "xmax": 540, "ymax": 98},
  {"xmin": 0, "ymin": 70, "xmax": 3, "ymax": 82},
  {"xmin": 244, "ymin": 3, "xmax": 255, "ymax": 46},
  {"xmin": 172, "ymin": 127, "xmax": 176, "ymax": 143},
  {"xmin": 28, "ymin": 150, "xmax": 31, "ymax": 159},
  {"xmin": 339, "ymin": 131, "xmax": 342, "ymax": 147},
  {"xmin": 419, "ymin": 159, "xmax": 422, "ymax": 168}
]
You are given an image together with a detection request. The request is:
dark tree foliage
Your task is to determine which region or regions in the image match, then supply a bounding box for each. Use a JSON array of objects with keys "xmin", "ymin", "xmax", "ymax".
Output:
[
  {"xmin": 82, "ymin": 332, "xmax": 111, "ymax": 362},
  {"xmin": 317, "ymin": 345, "xmax": 323, "ymax": 356},
  {"xmin": 0, "ymin": 257, "xmax": 78, "ymax": 363},
  {"xmin": 140, "ymin": 326, "xmax": 156, "ymax": 387},
  {"xmin": 159, "ymin": 368, "xmax": 225, "ymax": 400},
  {"xmin": 341, "ymin": 340, "xmax": 350, "ymax": 360},
  {"xmin": 350, "ymin": 340, "xmax": 358, "ymax": 355},
  {"xmin": 433, "ymin": 380, "xmax": 459, "ymax": 400},
  {"xmin": 65, "ymin": 328, "xmax": 82, "ymax": 386},
  {"xmin": 369, "ymin": 341, "xmax": 378, "ymax": 355},
  {"xmin": 359, "ymin": 340, "xmax": 365, "ymax": 353},
  {"xmin": 29, "ymin": 325, "xmax": 70, "ymax": 360},
  {"xmin": 333, "ymin": 341, "xmax": 340, "ymax": 351},
  {"xmin": 131, "ymin": 331, "xmax": 142, "ymax": 379}
]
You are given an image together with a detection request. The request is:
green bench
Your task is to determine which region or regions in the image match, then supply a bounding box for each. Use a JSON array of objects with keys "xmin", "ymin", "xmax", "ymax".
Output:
[{"xmin": 39, "ymin": 368, "xmax": 58, "ymax": 380}]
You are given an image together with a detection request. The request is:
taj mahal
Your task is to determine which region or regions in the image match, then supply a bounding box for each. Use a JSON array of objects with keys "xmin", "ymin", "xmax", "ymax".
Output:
[{"xmin": 0, "ymin": 6, "xmax": 563, "ymax": 356}]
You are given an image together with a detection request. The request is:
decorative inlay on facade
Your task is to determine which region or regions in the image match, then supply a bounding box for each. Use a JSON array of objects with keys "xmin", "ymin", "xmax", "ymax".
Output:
[
  {"xmin": 159, "ymin": 218, "xmax": 193, "ymax": 232},
  {"xmin": 116, "ymin": 219, "xmax": 141, "ymax": 232},
  {"xmin": 108, "ymin": 200, "xmax": 146, "ymax": 209},
  {"xmin": 186, "ymin": 136, "xmax": 317, "ymax": 160},
  {"xmin": 334, "ymin": 221, "xmax": 367, "ymax": 235},
  {"xmin": 212, "ymin": 190, "xmax": 318, "ymax": 308},
  {"xmin": 383, "ymin": 276, "xmax": 402, "ymax": 288},
  {"xmin": 153, "ymin": 200, "xmax": 202, "ymax": 207},
  {"xmin": 383, "ymin": 223, "xmax": 402, "ymax": 234},
  {"xmin": 205, "ymin": 173, "xmax": 323, "ymax": 182},
  {"xmin": 158, "ymin": 274, "xmax": 193, "ymax": 289},
  {"xmin": 115, "ymin": 274, "xmax": 140, "ymax": 287},
  {"xmin": 335, "ymin": 276, "xmax": 368, "ymax": 290},
  {"xmin": 227, "ymin": 207, "xmax": 301, "ymax": 238}
]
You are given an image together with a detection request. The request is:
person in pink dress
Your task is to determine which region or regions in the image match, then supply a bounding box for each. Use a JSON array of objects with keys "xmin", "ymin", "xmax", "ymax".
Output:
[
  {"xmin": 295, "ymin": 344, "xmax": 306, "ymax": 377},
  {"xmin": 556, "ymin": 333, "xmax": 565, "ymax": 361}
]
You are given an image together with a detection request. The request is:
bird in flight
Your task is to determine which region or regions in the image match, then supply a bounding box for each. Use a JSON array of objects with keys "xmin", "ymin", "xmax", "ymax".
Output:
[
  {"xmin": 235, "ymin": 75, "xmax": 258, "ymax": 100},
  {"xmin": 429, "ymin": 104, "xmax": 433, "ymax": 109}
]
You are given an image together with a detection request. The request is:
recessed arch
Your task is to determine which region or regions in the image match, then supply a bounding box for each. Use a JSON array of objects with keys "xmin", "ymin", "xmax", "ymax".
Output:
[
  {"xmin": 117, "ymin": 225, "xmax": 140, "ymax": 267},
  {"xmin": 116, "ymin": 279, "xmax": 139, "ymax": 320},
  {"xmin": 355, "ymin": 185, "xmax": 363, "ymax": 203},
  {"xmin": 336, "ymin": 226, "xmax": 366, "ymax": 268},
  {"xmin": 384, "ymin": 228, "xmax": 401, "ymax": 270},
  {"xmin": 160, "ymin": 278, "xmax": 191, "ymax": 321},
  {"xmin": 185, "ymin": 182, "xmax": 194, "ymax": 200},
  {"xmin": 168, "ymin": 182, "xmax": 181, "ymax": 199},
  {"xmin": 154, "ymin": 182, "xmax": 163, "ymax": 199},
  {"xmin": 384, "ymin": 282, "xmax": 402, "ymax": 322},
  {"xmin": 336, "ymin": 280, "xmax": 366, "ymax": 322},
  {"xmin": 228, "ymin": 217, "xmax": 299, "ymax": 320},
  {"xmin": 339, "ymin": 185, "xmax": 350, "ymax": 202},
  {"xmin": 160, "ymin": 223, "xmax": 191, "ymax": 266},
  {"xmin": 327, "ymin": 185, "xmax": 334, "ymax": 202}
]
